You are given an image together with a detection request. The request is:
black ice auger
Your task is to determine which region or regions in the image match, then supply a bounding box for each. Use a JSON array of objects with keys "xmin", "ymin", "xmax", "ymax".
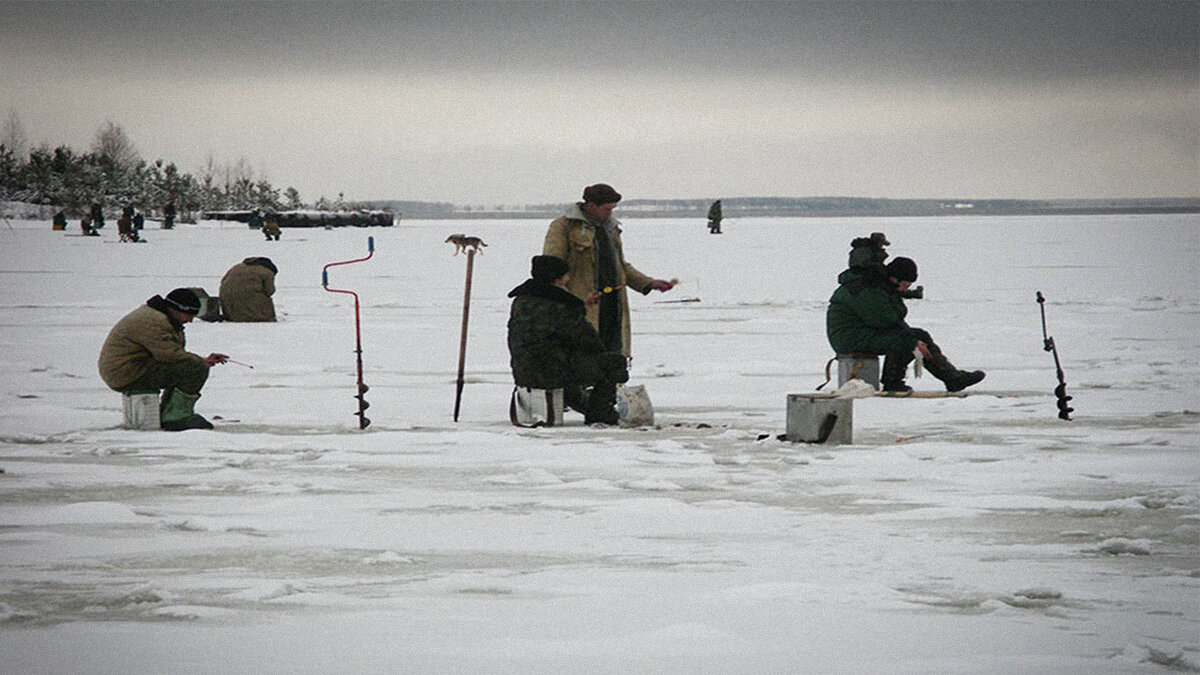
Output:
[{"xmin": 1036, "ymin": 291, "xmax": 1073, "ymax": 420}]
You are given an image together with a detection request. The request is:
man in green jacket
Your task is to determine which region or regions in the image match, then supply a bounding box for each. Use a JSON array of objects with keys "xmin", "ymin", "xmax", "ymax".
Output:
[
  {"xmin": 508, "ymin": 256, "xmax": 629, "ymax": 425},
  {"xmin": 826, "ymin": 257, "xmax": 985, "ymax": 393},
  {"xmin": 98, "ymin": 288, "xmax": 228, "ymax": 430}
]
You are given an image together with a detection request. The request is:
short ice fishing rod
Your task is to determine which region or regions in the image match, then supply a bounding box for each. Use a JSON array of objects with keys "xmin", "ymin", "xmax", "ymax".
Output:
[
  {"xmin": 323, "ymin": 236, "xmax": 375, "ymax": 429},
  {"xmin": 1036, "ymin": 291, "xmax": 1073, "ymax": 420}
]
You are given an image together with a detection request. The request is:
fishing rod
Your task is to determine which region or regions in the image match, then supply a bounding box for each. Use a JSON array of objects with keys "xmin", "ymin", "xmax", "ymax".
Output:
[
  {"xmin": 323, "ymin": 237, "xmax": 375, "ymax": 429},
  {"xmin": 1036, "ymin": 291, "xmax": 1073, "ymax": 420}
]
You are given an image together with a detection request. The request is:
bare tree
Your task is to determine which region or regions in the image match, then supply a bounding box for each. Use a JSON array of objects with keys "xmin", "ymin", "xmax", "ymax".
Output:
[
  {"xmin": 91, "ymin": 120, "xmax": 139, "ymax": 172},
  {"xmin": 2, "ymin": 109, "xmax": 28, "ymax": 158}
]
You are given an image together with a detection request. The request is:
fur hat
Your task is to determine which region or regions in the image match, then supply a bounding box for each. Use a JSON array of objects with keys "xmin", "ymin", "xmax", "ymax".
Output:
[
  {"xmin": 164, "ymin": 288, "xmax": 202, "ymax": 314},
  {"xmin": 531, "ymin": 255, "xmax": 570, "ymax": 282},
  {"xmin": 582, "ymin": 183, "xmax": 622, "ymax": 205},
  {"xmin": 886, "ymin": 257, "xmax": 918, "ymax": 282}
]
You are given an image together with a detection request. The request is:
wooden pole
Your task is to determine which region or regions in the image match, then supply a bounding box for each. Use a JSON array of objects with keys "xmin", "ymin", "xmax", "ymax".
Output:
[{"xmin": 453, "ymin": 248, "xmax": 476, "ymax": 422}]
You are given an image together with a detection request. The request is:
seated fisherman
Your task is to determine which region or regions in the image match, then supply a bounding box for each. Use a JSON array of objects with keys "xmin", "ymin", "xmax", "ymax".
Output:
[
  {"xmin": 507, "ymin": 255, "xmax": 629, "ymax": 425},
  {"xmin": 219, "ymin": 257, "xmax": 278, "ymax": 322},
  {"xmin": 826, "ymin": 256, "xmax": 985, "ymax": 393},
  {"xmin": 98, "ymin": 288, "xmax": 228, "ymax": 430}
]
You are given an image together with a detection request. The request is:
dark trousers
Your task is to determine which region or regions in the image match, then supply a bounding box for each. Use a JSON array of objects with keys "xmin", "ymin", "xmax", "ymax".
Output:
[
  {"xmin": 882, "ymin": 327, "xmax": 955, "ymax": 385},
  {"xmin": 120, "ymin": 359, "xmax": 209, "ymax": 395}
]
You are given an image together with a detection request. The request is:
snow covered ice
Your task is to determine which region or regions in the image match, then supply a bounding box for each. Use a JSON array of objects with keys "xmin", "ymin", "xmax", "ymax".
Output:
[{"xmin": 1, "ymin": 214, "xmax": 1198, "ymax": 673}]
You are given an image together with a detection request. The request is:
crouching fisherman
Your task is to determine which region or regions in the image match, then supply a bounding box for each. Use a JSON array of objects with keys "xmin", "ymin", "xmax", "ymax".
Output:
[
  {"xmin": 826, "ymin": 257, "xmax": 985, "ymax": 393},
  {"xmin": 508, "ymin": 256, "xmax": 629, "ymax": 425},
  {"xmin": 98, "ymin": 288, "xmax": 228, "ymax": 430}
]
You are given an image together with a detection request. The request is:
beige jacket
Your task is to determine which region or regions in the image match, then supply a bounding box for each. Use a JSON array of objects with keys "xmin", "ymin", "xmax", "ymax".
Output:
[
  {"xmin": 543, "ymin": 204, "xmax": 653, "ymax": 357},
  {"xmin": 98, "ymin": 300, "xmax": 202, "ymax": 390},
  {"xmin": 219, "ymin": 258, "xmax": 277, "ymax": 322}
]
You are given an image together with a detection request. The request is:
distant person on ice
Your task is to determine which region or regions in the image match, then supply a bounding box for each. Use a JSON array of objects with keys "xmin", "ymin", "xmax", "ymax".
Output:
[
  {"xmin": 261, "ymin": 215, "xmax": 281, "ymax": 241},
  {"xmin": 543, "ymin": 183, "xmax": 675, "ymax": 359},
  {"xmin": 707, "ymin": 199, "xmax": 723, "ymax": 234},
  {"xmin": 219, "ymin": 257, "xmax": 278, "ymax": 322},
  {"xmin": 826, "ymin": 256, "xmax": 985, "ymax": 393},
  {"xmin": 98, "ymin": 288, "xmax": 229, "ymax": 430},
  {"xmin": 508, "ymin": 255, "xmax": 629, "ymax": 425}
]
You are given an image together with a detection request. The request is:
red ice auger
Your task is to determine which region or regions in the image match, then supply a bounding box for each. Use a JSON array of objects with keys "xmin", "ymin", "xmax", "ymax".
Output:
[{"xmin": 323, "ymin": 237, "xmax": 375, "ymax": 429}]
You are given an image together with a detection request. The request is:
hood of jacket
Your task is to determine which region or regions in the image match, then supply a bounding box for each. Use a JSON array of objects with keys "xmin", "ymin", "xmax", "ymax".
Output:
[
  {"xmin": 562, "ymin": 202, "xmax": 621, "ymax": 229},
  {"xmin": 508, "ymin": 279, "xmax": 585, "ymax": 310},
  {"xmin": 244, "ymin": 257, "xmax": 278, "ymax": 274},
  {"xmin": 836, "ymin": 265, "xmax": 891, "ymax": 295},
  {"xmin": 145, "ymin": 294, "xmax": 186, "ymax": 331}
]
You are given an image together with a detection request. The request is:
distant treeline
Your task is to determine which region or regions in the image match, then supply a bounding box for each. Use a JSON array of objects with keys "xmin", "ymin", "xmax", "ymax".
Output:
[
  {"xmin": 0, "ymin": 119, "xmax": 369, "ymax": 220},
  {"xmin": 361, "ymin": 196, "xmax": 1200, "ymax": 219}
]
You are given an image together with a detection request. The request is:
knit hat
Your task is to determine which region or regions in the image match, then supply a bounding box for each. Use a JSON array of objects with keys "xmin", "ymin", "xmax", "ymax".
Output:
[
  {"xmin": 582, "ymin": 183, "xmax": 622, "ymax": 205},
  {"xmin": 886, "ymin": 257, "xmax": 918, "ymax": 282},
  {"xmin": 164, "ymin": 288, "xmax": 202, "ymax": 314},
  {"xmin": 531, "ymin": 255, "xmax": 570, "ymax": 282}
]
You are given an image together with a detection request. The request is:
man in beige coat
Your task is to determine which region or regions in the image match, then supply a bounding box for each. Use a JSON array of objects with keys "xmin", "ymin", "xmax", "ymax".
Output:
[
  {"xmin": 543, "ymin": 184, "xmax": 674, "ymax": 358},
  {"xmin": 98, "ymin": 288, "xmax": 228, "ymax": 430},
  {"xmin": 219, "ymin": 257, "xmax": 278, "ymax": 322}
]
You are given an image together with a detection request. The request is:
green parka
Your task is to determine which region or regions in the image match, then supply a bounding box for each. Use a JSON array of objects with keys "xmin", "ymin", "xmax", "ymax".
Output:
[
  {"xmin": 826, "ymin": 267, "xmax": 919, "ymax": 355},
  {"xmin": 507, "ymin": 278, "xmax": 606, "ymax": 390},
  {"xmin": 98, "ymin": 296, "xmax": 204, "ymax": 391},
  {"xmin": 543, "ymin": 204, "xmax": 654, "ymax": 357},
  {"xmin": 219, "ymin": 257, "xmax": 277, "ymax": 322}
]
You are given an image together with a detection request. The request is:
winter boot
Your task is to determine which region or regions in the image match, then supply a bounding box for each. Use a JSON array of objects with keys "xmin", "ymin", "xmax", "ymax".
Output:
[
  {"xmin": 584, "ymin": 383, "xmax": 620, "ymax": 425},
  {"xmin": 563, "ymin": 385, "xmax": 590, "ymax": 415},
  {"xmin": 880, "ymin": 354, "xmax": 911, "ymax": 393},
  {"xmin": 160, "ymin": 389, "xmax": 214, "ymax": 431},
  {"xmin": 923, "ymin": 353, "xmax": 986, "ymax": 393}
]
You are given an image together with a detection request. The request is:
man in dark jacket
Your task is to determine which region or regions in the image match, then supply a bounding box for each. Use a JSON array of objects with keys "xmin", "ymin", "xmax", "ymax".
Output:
[
  {"xmin": 826, "ymin": 257, "xmax": 984, "ymax": 393},
  {"xmin": 508, "ymin": 255, "xmax": 628, "ymax": 424},
  {"xmin": 98, "ymin": 288, "xmax": 229, "ymax": 430}
]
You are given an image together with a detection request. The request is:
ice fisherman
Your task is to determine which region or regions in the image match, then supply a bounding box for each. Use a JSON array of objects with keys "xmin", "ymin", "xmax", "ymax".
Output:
[
  {"xmin": 826, "ymin": 256, "xmax": 985, "ymax": 393},
  {"xmin": 507, "ymin": 255, "xmax": 630, "ymax": 425},
  {"xmin": 98, "ymin": 288, "xmax": 228, "ymax": 430},
  {"xmin": 261, "ymin": 216, "xmax": 281, "ymax": 241},
  {"xmin": 219, "ymin": 257, "xmax": 278, "ymax": 322},
  {"xmin": 543, "ymin": 183, "xmax": 675, "ymax": 359},
  {"xmin": 707, "ymin": 199, "xmax": 723, "ymax": 234}
]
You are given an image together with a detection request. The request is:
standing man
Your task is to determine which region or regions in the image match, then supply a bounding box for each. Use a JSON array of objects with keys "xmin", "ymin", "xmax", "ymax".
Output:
[
  {"xmin": 98, "ymin": 288, "xmax": 228, "ymax": 430},
  {"xmin": 219, "ymin": 257, "xmax": 278, "ymax": 322},
  {"xmin": 543, "ymin": 183, "xmax": 674, "ymax": 358},
  {"xmin": 90, "ymin": 201, "xmax": 105, "ymax": 230},
  {"xmin": 826, "ymin": 257, "xmax": 985, "ymax": 393},
  {"xmin": 707, "ymin": 199, "xmax": 723, "ymax": 234}
]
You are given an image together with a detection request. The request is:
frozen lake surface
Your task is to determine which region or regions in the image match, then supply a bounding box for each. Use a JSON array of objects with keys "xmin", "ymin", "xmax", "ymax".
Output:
[{"xmin": 1, "ymin": 213, "xmax": 1198, "ymax": 673}]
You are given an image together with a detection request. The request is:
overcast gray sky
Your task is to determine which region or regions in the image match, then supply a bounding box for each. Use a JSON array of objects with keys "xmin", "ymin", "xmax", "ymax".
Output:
[{"xmin": 2, "ymin": 0, "xmax": 1196, "ymax": 204}]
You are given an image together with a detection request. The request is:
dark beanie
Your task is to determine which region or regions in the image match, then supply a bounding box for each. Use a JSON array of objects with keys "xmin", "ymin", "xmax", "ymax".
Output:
[
  {"xmin": 886, "ymin": 257, "xmax": 918, "ymax": 282},
  {"xmin": 531, "ymin": 255, "xmax": 570, "ymax": 282},
  {"xmin": 582, "ymin": 183, "xmax": 622, "ymax": 205},
  {"xmin": 164, "ymin": 288, "xmax": 202, "ymax": 314}
]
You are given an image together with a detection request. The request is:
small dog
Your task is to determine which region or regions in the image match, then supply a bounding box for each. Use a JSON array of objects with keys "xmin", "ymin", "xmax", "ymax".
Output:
[{"xmin": 445, "ymin": 234, "xmax": 487, "ymax": 255}]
